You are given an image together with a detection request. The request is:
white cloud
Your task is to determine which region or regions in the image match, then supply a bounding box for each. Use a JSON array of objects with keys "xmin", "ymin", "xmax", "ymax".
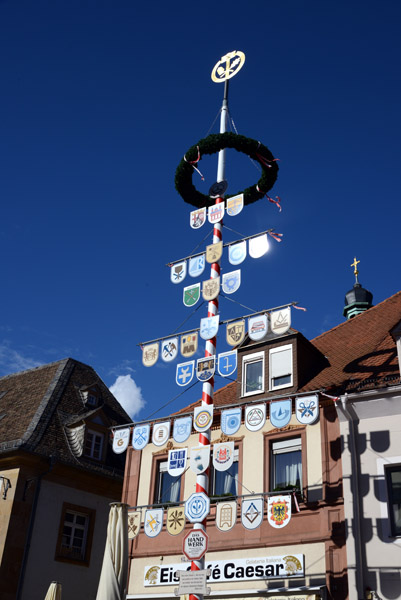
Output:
[
  {"xmin": 0, "ymin": 342, "xmax": 43, "ymax": 375},
  {"xmin": 109, "ymin": 375, "xmax": 145, "ymax": 419}
]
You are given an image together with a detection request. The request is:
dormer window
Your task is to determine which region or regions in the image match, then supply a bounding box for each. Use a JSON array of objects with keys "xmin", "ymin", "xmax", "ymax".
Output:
[
  {"xmin": 80, "ymin": 385, "xmax": 101, "ymax": 408},
  {"xmin": 242, "ymin": 351, "xmax": 265, "ymax": 396},
  {"xmin": 84, "ymin": 429, "xmax": 104, "ymax": 460},
  {"xmin": 269, "ymin": 344, "xmax": 293, "ymax": 391}
]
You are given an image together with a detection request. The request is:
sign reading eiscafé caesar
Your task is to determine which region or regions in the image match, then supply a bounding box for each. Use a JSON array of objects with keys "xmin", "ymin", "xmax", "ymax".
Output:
[{"xmin": 144, "ymin": 554, "xmax": 304, "ymax": 586}]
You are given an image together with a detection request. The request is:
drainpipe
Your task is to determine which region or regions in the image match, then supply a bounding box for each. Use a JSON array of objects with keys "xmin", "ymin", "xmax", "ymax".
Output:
[{"xmin": 337, "ymin": 393, "xmax": 365, "ymax": 599}]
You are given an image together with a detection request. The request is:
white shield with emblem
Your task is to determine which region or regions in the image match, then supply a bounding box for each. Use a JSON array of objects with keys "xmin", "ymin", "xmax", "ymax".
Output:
[
  {"xmin": 216, "ymin": 501, "xmax": 237, "ymax": 532},
  {"xmin": 142, "ymin": 342, "xmax": 159, "ymax": 367},
  {"xmin": 221, "ymin": 407, "xmax": 241, "ymax": 435},
  {"xmin": 208, "ymin": 203, "xmax": 224, "ymax": 224},
  {"xmin": 202, "ymin": 277, "xmax": 220, "ymax": 301},
  {"xmin": 213, "ymin": 441, "xmax": 234, "ymax": 472},
  {"xmin": 268, "ymin": 495, "xmax": 291, "ymax": 529},
  {"xmin": 170, "ymin": 260, "xmax": 187, "ymax": 284},
  {"xmin": 112, "ymin": 427, "xmax": 130, "ymax": 454},
  {"xmin": 241, "ymin": 497, "xmax": 264, "ymax": 530},
  {"xmin": 152, "ymin": 421, "xmax": 171, "ymax": 447},
  {"xmin": 193, "ymin": 406, "xmax": 213, "ymax": 432},
  {"xmin": 161, "ymin": 337, "xmax": 178, "ymax": 362},
  {"xmin": 190, "ymin": 445, "xmax": 210, "ymax": 474},
  {"xmin": 206, "ymin": 241, "xmax": 223, "ymax": 264},
  {"xmin": 132, "ymin": 424, "xmax": 150, "ymax": 450},
  {"xmin": 167, "ymin": 448, "xmax": 187, "ymax": 477},
  {"xmin": 200, "ymin": 315, "xmax": 219, "ymax": 340},
  {"xmin": 271, "ymin": 307, "xmax": 291, "ymax": 335},
  {"xmin": 228, "ymin": 241, "xmax": 246, "ymax": 265},
  {"xmin": 128, "ymin": 510, "xmax": 141, "ymax": 539},
  {"xmin": 226, "ymin": 320, "xmax": 245, "ymax": 346},
  {"xmin": 248, "ymin": 314, "xmax": 268, "ymax": 341},
  {"xmin": 144, "ymin": 508, "xmax": 164, "ymax": 538},
  {"xmin": 296, "ymin": 394, "xmax": 319, "ymax": 425},
  {"xmin": 226, "ymin": 193, "xmax": 244, "ymax": 216},
  {"xmin": 245, "ymin": 404, "xmax": 266, "ymax": 432},
  {"xmin": 270, "ymin": 399, "xmax": 292, "ymax": 429},
  {"xmin": 249, "ymin": 234, "xmax": 269, "ymax": 258},
  {"xmin": 190, "ymin": 207, "xmax": 206, "ymax": 229},
  {"xmin": 173, "ymin": 416, "xmax": 192, "ymax": 443},
  {"xmin": 196, "ymin": 357, "xmax": 215, "ymax": 382},
  {"xmin": 180, "ymin": 333, "xmax": 198, "ymax": 357}
]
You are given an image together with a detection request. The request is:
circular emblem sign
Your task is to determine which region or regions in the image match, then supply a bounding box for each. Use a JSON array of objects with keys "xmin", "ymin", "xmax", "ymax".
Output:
[
  {"xmin": 195, "ymin": 410, "xmax": 212, "ymax": 430},
  {"xmin": 211, "ymin": 51, "xmax": 245, "ymax": 82}
]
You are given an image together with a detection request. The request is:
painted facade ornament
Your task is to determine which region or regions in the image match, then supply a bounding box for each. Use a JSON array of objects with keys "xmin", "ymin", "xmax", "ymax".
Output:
[
  {"xmin": 167, "ymin": 448, "xmax": 187, "ymax": 477},
  {"xmin": 128, "ymin": 510, "xmax": 141, "ymax": 539},
  {"xmin": 200, "ymin": 315, "xmax": 219, "ymax": 340},
  {"xmin": 226, "ymin": 320, "xmax": 245, "ymax": 346},
  {"xmin": 208, "ymin": 203, "xmax": 224, "ymax": 224},
  {"xmin": 216, "ymin": 501, "xmax": 237, "ymax": 532},
  {"xmin": 170, "ymin": 260, "xmax": 187, "ymax": 284},
  {"xmin": 112, "ymin": 427, "xmax": 130, "ymax": 454},
  {"xmin": 176, "ymin": 361, "xmax": 195, "ymax": 387},
  {"xmin": 193, "ymin": 405, "xmax": 214, "ymax": 432},
  {"xmin": 206, "ymin": 241, "xmax": 223, "ymax": 264},
  {"xmin": 180, "ymin": 333, "xmax": 198, "ymax": 357},
  {"xmin": 226, "ymin": 193, "xmax": 244, "ymax": 216},
  {"xmin": 248, "ymin": 314, "xmax": 268, "ymax": 341},
  {"xmin": 245, "ymin": 404, "xmax": 266, "ymax": 432},
  {"xmin": 222, "ymin": 270, "xmax": 241, "ymax": 294},
  {"xmin": 202, "ymin": 277, "xmax": 220, "ymax": 301},
  {"xmin": 167, "ymin": 506, "xmax": 186, "ymax": 536},
  {"xmin": 196, "ymin": 357, "xmax": 215, "ymax": 382},
  {"xmin": 241, "ymin": 497, "xmax": 264, "ymax": 530},
  {"xmin": 132, "ymin": 424, "xmax": 150, "ymax": 450},
  {"xmin": 267, "ymin": 495, "xmax": 291, "ymax": 529},
  {"xmin": 217, "ymin": 350, "xmax": 237, "ymax": 377},
  {"xmin": 213, "ymin": 441, "xmax": 235, "ymax": 472},
  {"xmin": 161, "ymin": 337, "xmax": 178, "ymax": 362},
  {"xmin": 152, "ymin": 421, "xmax": 171, "ymax": 447},
  {"xmin": 270, "ymin": 399, "xmax": 292, "ymax": 429},
  {"xmin": 221, "ymin": 407, "xmax": 241, "ymax": 435},
  {"xmin": 270, "ymin": 307, "xmax": 291, "ymax": 335},
  {"xmin": 296, "ymin": 394, "xmax": 319, "ymax": 425},
  {"xmin": 190, "ymin": 445, "xmax": 210, "ymax": 474},
  {"xmin": 142, "ymin": 342, "xmax": 159, "ymax": 367},
  {"xmin": 228, "ymin": 241, "xmax": 246, "ymax": 266},
  {"xmin": 173, "ymin": 416, "xmax": 192, "ymax": 443},
  {"xmin": 183, "ymin": 283, "xmax": 201, "ymax": 307},
  {"xmin": 144, "ymin": 508, "xmax": 164, "ymax": 538},
  {"xmin": 190, "ymin": 207, "xmax": 206, "ymax": 229},
  {"xmin": 188, "ymin": 254, "xmax": 206, "ymax": 278}
]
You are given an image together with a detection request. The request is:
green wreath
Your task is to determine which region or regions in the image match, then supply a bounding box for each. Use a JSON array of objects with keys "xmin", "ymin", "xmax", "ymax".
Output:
[{"xmin": 175, "ymin": 132, "xmax": 279, "ymax": 208}]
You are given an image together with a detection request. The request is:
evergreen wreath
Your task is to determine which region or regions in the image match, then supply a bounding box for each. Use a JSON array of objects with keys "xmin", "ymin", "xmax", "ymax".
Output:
[{"xmin": 175, "ymin": 132, "xmax": 279, "ymax": 208}]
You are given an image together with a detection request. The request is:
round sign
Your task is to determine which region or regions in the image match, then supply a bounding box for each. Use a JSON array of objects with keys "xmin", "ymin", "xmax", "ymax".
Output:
[
  {"xmin": 183, "ymin": 529, "xmax": 209, "ymax": 561},
  {"xmin": 209, "ymin": 180, "xmax": 228, "ymax": 198},
  {"xmin": 211, "ymin": 51, "xmax": 245, "ymax": 82}
]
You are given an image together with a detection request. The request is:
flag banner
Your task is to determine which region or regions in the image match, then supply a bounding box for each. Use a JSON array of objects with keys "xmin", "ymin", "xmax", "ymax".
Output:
[
  {"xmin": 128, "ymin": 510, "xmax": 141, "ymax": 539},
  {"xmin": 222, "ymin": 270, "xmax": 241, "ymax": 294},
  {"xmin": 144, "ymin": 508, "xmax": 163, "ymax": 538},
  {"xmin": 208, "ymin": 203, "xmax": 224, "ymax": 224},
  {"xmin": 221, "ymin": 407, "xmax": 241, "ymax": 435},
  {"xmin": 200, "ymin": 315, "xmax": 219, "ymax": 340},
  {"xmin": 190, "ymin": 445, "xmax": 210, "ymax": 474},
  {"xmin": 296, "ymin": 394, "xmax": 319, "ymax": 425},
  {"xmin": 190, "ymin": 207, "xmax": 206, "ymax": 229},
  {"xmin": 249, "ymin": 234, "xmax": 269, "ymax": 258},
  {"xmin": 270, "ymin": 399, "xmax": 292, "ymax": 428},
  {"xmin": 213, "ymin": 441, "xmax": 235, "ymax": 472},
  {"xmin": 206, "ymin": 241, "xmax": 223, "ymax": 264},
  {"xmin": 241, "ymin": 497, "xmax": 264, "ymax": 530},
  {"xmin": 202, "ymin": 277, "xmax": 220, "ymax": 301},
  {"xmin": 196, "ymin": 356, "xmax": 215, "ymax": 382},
  {"xmin": 176, "ymin": 361, "xmax": 195, "ymax": 387},
  {"xmin": 167, "ymin": 506, "xmax": 186, "ymax": 536},
  {"xmin": 226, "ymin": 193, "xmax": 244, "ymax": 216},
  {"xmin": 132, "ymin": 424, "xmax": 150, "ymax": 450},
  {"xmin": 267, "ymin": 495, "xmax": 291, "ymax": 529},
  {"xmin": 180, "ymin": 333, "xmax": 198, "ymax": 357},
  {"xmin": 171, "ymin": 260, "xmax": 187, "ymax": 284},
  {"xmin": 248, "ymin": 314, "xmax": 268, "ymax": 341},
  {"xmin": 270, "ymin": 307, "xmax": 291, "ymax": 335},
  {"xmin": 245, "ymin": 404, "xmax": 266, "ymax": 432},
  {"xmin": 183, "ymin": 283, "xmax": 201, "ymax": 307},
  {"xmin": 142, "ymin": 342, "xmax": 159, "ymax": 367},
  {"xmin": 173, "ymin": 416, "xmax": 192, "ymax": 443},
  {"xmin": 217, "ymin": 350, "xmax": 237, "ymax": 377},
  {"xmin": 161, "ymin": 337, "xmax": 178, "ymax": 362},
  {"xmin": 112, "ymin": 427, "xmax": 130, "ymax": 454},
  {"xmin": 188, "ymin": 254, "xmax": 206, "ymax": 278},
  {"xmin": 226, "ymin": 320, "xmax": 245, "ymax": 346},
  {"xmin": 193, "ymin": 405, "xmax": 214, "ymax": 432},
  {"xmin": 216, "ymin": 501, "xmax": 237, "ymax": 532},
  {"xmin": 152, "ymin": 421, "xmax": 171, "ymax": 447},
  {"xmin": 168, "ymin": 448, "xmax": 188, "ymax": 477},
  {"xmin": 228, "ymin": 241, "xmax": 246, "ymax": 265}
]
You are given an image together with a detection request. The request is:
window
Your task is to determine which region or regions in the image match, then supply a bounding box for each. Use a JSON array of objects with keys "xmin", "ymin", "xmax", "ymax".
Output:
[
  {"xmin": 210, "ymin": 449, "xmax": 239, "ymax": 499},
  {"xmin": 55, "ymin": 503, "xmax": 95, "ymax": 565},
  {"xmin": 271, "ymin": 438, "xmax": 302, "ymax": 492},
  {"xmin": 269, "ymin": 345, "xmax": 293, "ymax": 390},
  {"xmin": 242, "ymin": 351, "xmax": 264, "ymax": 396},
  {"xmin": 84, "ymin": 429, "xmax": 104, "ymax": 460},
  {"xmin": 386, "ymin": 465, "xmax": 401, "ymax": 536},
  {"xmin": 154, "ymin": 460, "xmax": 181, "ymax": 505}
]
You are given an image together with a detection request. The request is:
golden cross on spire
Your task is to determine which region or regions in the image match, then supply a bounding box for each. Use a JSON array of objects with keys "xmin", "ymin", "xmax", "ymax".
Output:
[{"xmin": 351, "ymin": 257, "xmax": 360, "ymax": 283}]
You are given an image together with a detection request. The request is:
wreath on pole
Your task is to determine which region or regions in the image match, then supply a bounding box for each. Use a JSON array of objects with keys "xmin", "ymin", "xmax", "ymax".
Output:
[{"xmin": 175, "ymin": 132, "xmax": 279, "ymax": 208}]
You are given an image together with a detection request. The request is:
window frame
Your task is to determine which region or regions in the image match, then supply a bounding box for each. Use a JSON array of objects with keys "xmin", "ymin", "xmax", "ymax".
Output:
[
  {"xmin": 84, "ymin": 428, "xmax": 105, "ymax": 461},
  {"xmin": 269, "ymin": 344, "xmax": 293, "ymax": 391},
  {"xmin": 385, "ymin": 464, "xmax": 401, "ymax": 537},
  {"xmin": 264, "ymin": 428, "xmax": 307, "ymax": 497},
  {"xmin": 55, "ymin": 502, "xmax": 95, "ymax": 566},
  {"xmin": 209, "ymin": 447, "xmax": 240, "ymax": 501},
  {"xmin": 150, "ymin": 455, "xmax": 184, "ymax": 506},
  {"xmin": 241, "ymin": 351, "xmax": 265, "ymax": 397}
]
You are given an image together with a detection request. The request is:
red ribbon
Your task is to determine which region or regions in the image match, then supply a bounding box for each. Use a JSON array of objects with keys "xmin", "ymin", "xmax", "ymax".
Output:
[
  {"xmin": 184, "ymin": 145, "xmax": 205, "ymax": 181},
  {"xmin": 256, "ymin": 185, "xmax": 282, "ymax": 212},
  {"xmin": 255, "ymin": 152, "xmax": 280, "ymax": 168},
  {"xmin": 293, "ymin": 491, "xmax": 300, "ymax": 513},
  {"xmin": 293, "ymin": 305, "xmax": 307, "ymax": 312},
  {"xmin": 268, "ymin": 230, "xmax": 283, "ymax": 242}
]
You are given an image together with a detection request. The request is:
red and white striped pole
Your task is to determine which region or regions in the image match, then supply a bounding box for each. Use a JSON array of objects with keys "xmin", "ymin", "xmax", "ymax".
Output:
[{"xmin": 189, "ymin": 79, "xmax": 229, "ymax": 600}]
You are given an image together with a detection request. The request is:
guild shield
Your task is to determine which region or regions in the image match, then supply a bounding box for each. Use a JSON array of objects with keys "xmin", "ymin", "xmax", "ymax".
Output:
[
  {"xmin": 132, "ymin": 424, "xmax": 150, "ymax": 450},
  {"xmin": 161, "ymin": 337, "xmax": 178, "ymax": 362},
  {"xmin": 202, "ymin": 277, "xmax": 220, "ymax": 301},
  {"xmin": 208, "ymin": 203, "xmax": 224, "ymax": 224},
  {"xmin": 166, "ymin": 506, "xmax": 186, "ymax": 536},
  {"xmin": 196, "ymin": 357, "xmax": 215, "ymax": 382},
  {"xmin": 176, "ymin": 361, "xmax": 195, "ymax": 387},
  {"xmin": 142, "ymin": 342, "xmax": 159, "ymax": 367},
  {"xmin": 112, "ymin": 427, "xmax": 130, "ymax": 454},
  {"xmin": 193, "ymin": 405, "xmax": 213, "ymax": 432},
  {"xmin": 144, "ymin": 508, "xmax": 164, "ymax": 538},
  {"xmin": 190, "ymin": 445, "xmax": 210, "ymax": 474},
  {"xmin": 190, "ymin": 207, "xmax": 206, "ymax": 229},
  {"xmin": 248, "ymin": 314, "xmax": 268, "ymax": 341},
  {"xmin": 213, "ymin": 441, "xmax": 234, "ymax": 472},
  {"xmin": 271, "ymin": 307, "xmax": 291, "ymax": 335},
  {"xmin": 296, "ymin": 394, "xmax": 319, "ymax": 425},
  {"xmin": 222, "ymin": 270, "xmax": 241, "ymax": 294},
  {"xmin": 200, "ymin": 315, "xmax": 219, "ymax": 340},
  {"xmin": 217, "ymin": 350, "xmax": 237, "ymax": 377},
  {"xmin": 221, "ymin": 407, "xmax": 241, "ymax": 435},
  {"xmin": 226, "ymin": 193, "xmax": 244, "ymax": 216},
  {"xmin": 152, "ymin": 421, "xmax": 171, "ymax": 447},
  {"xmin": 180, "ymin": 333, "xmax": 198, "ymax": 357},
  {"xmin": 267, "ymin": 495, "xmax": 291, "ymax": 529},
  {"xmin": 128, "ymin": 510, "xmax": 141, "ymax": 539},
  {"xmin": 270, "ymin": 399, "xmax": 292, "ymax": 429},
  {"xmin": 245, "ymin": 404, "xmax": 266, "ymax": 432},
  {"xmin": 167, "ymin": 448, "xmax": 187, "ymax": 477},
  {"xmin": 206, "ymin": 241, "xmax": 223, "ymax": 264},
  {"xmin": 216, "ymin": 501, "xmax": 237, "ymax": 532},
  {"xmin": 173, "ymin": 416, "xmax": 192, "ymax": 443},
  {"xmin": 226, "ymin": 320, "xmax": 245, "ymax": 346},
  {"xmin": 241, "ymin": 497, "xmax": 264, "ymax": 530},
  {"xmin": 228, "ymin": 241, "xmax": 246, "ymax": 265},
  {"xmin": 249, "ymin": 234, "xmax": 269, "ymax": 258},
  {"xmin": 183, "ymin": 283, "xmax": 201, "ymax": 307},
  {"xmin": 188, "ymin": 254, "xmax": 206, "ymax": 278},
  {"xmin": 170, "ymin": 260, "xmax": 187, "ymax": 284}
]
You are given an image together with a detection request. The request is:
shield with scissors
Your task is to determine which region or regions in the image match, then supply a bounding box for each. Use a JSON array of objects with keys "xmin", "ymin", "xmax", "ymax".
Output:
[{"xmin": 296, "ymin": 394, "xmax": 319, "ymax": 424}]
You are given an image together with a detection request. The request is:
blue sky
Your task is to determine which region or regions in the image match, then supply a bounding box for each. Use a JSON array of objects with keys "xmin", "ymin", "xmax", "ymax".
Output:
[{"xmin": 1, "ymin": 1, "xmax": 400, "ymax": 421}]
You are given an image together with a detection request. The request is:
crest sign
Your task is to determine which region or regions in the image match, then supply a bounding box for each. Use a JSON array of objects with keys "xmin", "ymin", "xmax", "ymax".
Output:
[
  {"xmin": 221, "ymin": 407, "xmax": 241, "ymax": 435},
  {"xmin": 171, "ymin": 261, "xmax": 187, "ymax": 284},
  {"xmin": 176, "ymin": 361, "xmax": 195, "ymax": 387},
  {"xmin": 213, "ymin": 441, "xmax": 235, "ymax": 472},
  {"xmin": 270, "ymin": 399, "xmax": 292, "ymax": 429},
  {"xmin": 185, "ymin": 492, "xmax": 210, "ymax": 523},
  {"xmin": 267, "ymin": 495, "xmax": 291, "ymax": 529},
  {"xmin": 128, "ymin": 510, "xmax": 141, "ymax": 539},
  {"xmin": 245, "ymin": 404, "xmax": 266, "ymax": 432},
  {"xmin": 226, "ymin": 320, "xmax": 245, "ymax": 346},
  {"xmin": 296, "ymin": 394, "xmax": 319, "ymax": 425},
  {"xmin": 112, "ymin": 427, "xmax": 130, "ymax": 454},
  {"xmin": 248, "ymin": 315, "xmax": 268, "ymax": 341},
  {"xmin": 188, "ymin": 254, "xmax": 206, "ymax": 278},
  {"xmin": 180, "ymin": 333, "xmax": 198, "ymax": 357},
  {"xmin": 144, "ymin": 508, "xmax": 164, "ymax": 538},
  {"xmin": 173, "ymin": 416, "xmax": 192, "ymax": 443},
  {"xmin": 190, "ymin": 207, "xmax": 206, "ymax": 229},
  {"xmin": 217, "ymin": 350, "xmax": 237, "ymax": 377},
  {"xmin": 193, "ymin": 406, "xmax": 213, "ymax": 432},
  {"xmin": 167, "ymin": 506, "xmax": 186, "ymax": 536},
  {"xmin": 196, "ymin": 357, "xmax": 215, "ymax": 382},
  {"xmin": 208, "ymin": 203, "xmax": 224, "ymax": 224},
  {"xmin": 142, "ymin": 342, "xmax": 159, "ymax": 367},
  {"xmin": 152, "ymin": 421, "xmax": 171, "ymax": 447},
  {"xmin": 202, "ymin": 277, "xmax": 220, "ymax": 301},
  {"xmin": 249, "ymin": 234, "xmax": 269, "ymax": 258},
  {"xmin": 226, "ymin": 193, "xmax": 244, "ymax": 216},
  {"xmin": 211, "ymin": 50, "xmax": 246, "ymax": 83},
  {"xmin": 206, "ymin": 241, "xmax": 223, "ymax": 264},
  {"xmin": 183, "ymin": 283, "xmax": 201, "ymax": 307},
  {"xmin": 161, "ymin": 337, "xmax": 178, "ymax": 362},
  {"xmin": 271, "ymin": 307, "xmax": 291, "ymax": 335},
  {"xmin": 200, "ymin": 315, "xmax": 219, "ymax": 340},
  {"xmin": 216, "ymin": 501, "xmax": 237, "ymax": 532},
  {"xmin": 132, "ymin": 424, "xmax": 150, "ymax": 450},
  {"xmin": 168, "ymin": 448, "xmax": 187, "ymax": 477},
  {"xmin": 241, "ymin": 497, "xmax": 264, "ymax": 530},
  {"xmin": 190, "ymin": 446, "xmax": 210, "ymax": 474},
  {"xmin": 228, "ymin": 241, "xmax": 246, "ymax": 265},
  {"xmin": 222, "ymin": 270, "xmax": 241, "ymax": 294}
]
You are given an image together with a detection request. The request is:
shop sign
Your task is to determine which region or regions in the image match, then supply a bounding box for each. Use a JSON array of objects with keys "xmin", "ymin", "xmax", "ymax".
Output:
[{"xmin": 144, "ymin": 554, "xmax": 304, "ymax": 586}]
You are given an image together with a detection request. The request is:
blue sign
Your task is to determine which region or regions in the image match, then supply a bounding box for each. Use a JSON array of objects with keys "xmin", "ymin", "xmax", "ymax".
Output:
[
  {"xmin": 217, "ymin": 350, "xmax": 237, "ymax": 377},
  {"xmin": 185, "ymin": 492, "xmax": 210, "ymax": 523},
  {"xmin": 200, "ymin": 315, "xmax": 219, "ymax": 340},
  {"xmin": 132, "ymin": 424, "xmax": 150, "ymax": 451},
  {"xmin": 270, "ymin": 399, "xmax": 292, "ymax": 428},
  {"xmin": 221, "ymin": 407, "xmax": 242, "ymax": 435},
  {"xmin": 176, "ymin": 361, "xmax": 195, "ymax": 387},
  {"xmin": 173, "ymin": 416, "xmax": 192, "ymax": 443},
  {"xmin": 189, "ymin": 254, "xmax": 206, "ymax": 278},
  {"xmin": 228, "ymin": 241, "xmax": 246, "ymax": 265}
]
